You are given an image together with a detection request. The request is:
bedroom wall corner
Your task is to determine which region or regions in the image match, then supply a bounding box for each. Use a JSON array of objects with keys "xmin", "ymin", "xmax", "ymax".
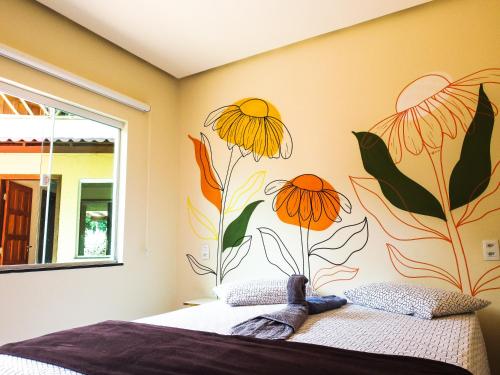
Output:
[{"xmin": 0, "ymin": 0, "xmax": 180, "ymax": 343}]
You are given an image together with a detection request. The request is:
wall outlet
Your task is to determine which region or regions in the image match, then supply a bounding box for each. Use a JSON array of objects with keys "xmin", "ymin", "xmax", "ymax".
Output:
[
  {"xmin": 482, "ymin": 240, "xmax": 499, "ymax": 261},
  {"xmin": 201, "ymin": 244, "xmax": 210, "ymax": 260}
]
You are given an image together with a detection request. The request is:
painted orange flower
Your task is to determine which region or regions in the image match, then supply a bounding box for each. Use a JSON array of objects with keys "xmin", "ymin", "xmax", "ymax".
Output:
[
  {"xmin": 204, "ymin": 98, "xmax": 293, "ymax": 161},
  {"xmin": 265, "ymin": 174, "xmax": 352, "ymax": 231},
  {"xmin": 370, "ymin": 69, "xmax": 500, "ymax": 163}
]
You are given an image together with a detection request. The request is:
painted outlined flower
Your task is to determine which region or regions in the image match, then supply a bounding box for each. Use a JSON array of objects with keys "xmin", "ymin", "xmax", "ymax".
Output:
[
  {"xmin": 204, "ymin": 98, "xmax": 293, "ymax": 161},
  {"xmin": 351, "ymin": 68, "xmax": 500, "ymax": 296},
  {"xmin": 265, "ymin": 174, "xmax": 352, "ymax": 231},
  {"xmin": 260, "ymin": 174, "xmax": 368, "ymax": 284},
  {"xmin": 187, "ymin": 97, "xmax": 294, "ymax": 285},
  {"xmin": 369, "ymin": 69, "xmax": 499, "ymax": 163}
]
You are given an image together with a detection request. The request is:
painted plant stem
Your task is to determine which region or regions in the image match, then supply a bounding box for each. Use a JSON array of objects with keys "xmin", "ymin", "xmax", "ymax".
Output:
[
  {"xmin": 427, "ymin": 148, "xmax": 472, "ymax": 294},
  {"xmin": 215, "ymin": 148, "xmax": 242, "ymax": 285}
]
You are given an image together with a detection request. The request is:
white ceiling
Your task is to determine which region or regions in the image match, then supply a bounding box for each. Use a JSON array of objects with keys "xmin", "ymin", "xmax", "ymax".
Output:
[{"xmin": 36, "ymin": 0, "xmax": 430, "ymax": 78}]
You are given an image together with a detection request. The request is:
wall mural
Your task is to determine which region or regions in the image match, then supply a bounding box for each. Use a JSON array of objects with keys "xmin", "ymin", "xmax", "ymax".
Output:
[
  {"xmin": 186, "ymin": 98, "xmax": 293, "ymax": 285},
  {"xmin": 260, "ymin": 175, "xmax": 369, "ymax": 290},
  {"xmin": 186, "ymin": 97, "xmax": 369, "ymax": 290},
  {"xmin": 350, "ymin": 69, "xmax": 500, "ymax": 296}
]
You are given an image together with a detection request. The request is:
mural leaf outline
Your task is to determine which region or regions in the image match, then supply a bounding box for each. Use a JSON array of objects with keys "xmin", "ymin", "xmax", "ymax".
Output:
[
  {"xmin": 258, "ymin": 227, "xmax": 300, "ymax": 277},
  {"xmin": 186, "ymin": 254, "xmax": 216, "ymax": 276},
  {"xmin": 221, "ymin": 236, "xmax": 252, "ymax": 281},
  {"xmin": 187, "ymin": 198, "xmax": 218, "ymax": 240},
  {"xmin": 310, "ymin": 218, "xmax": 369, "ymax": 266},
  {"xmin": 225, "ymin": 170, "xmax": 267, "ymax": 213}
]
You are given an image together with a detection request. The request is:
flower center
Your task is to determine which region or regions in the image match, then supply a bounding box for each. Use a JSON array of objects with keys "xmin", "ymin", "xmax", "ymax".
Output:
[
  {"xmin": 396, "ymin": 74, "xmax": 450, "ymax": 112},
  {"xmin": 239, "ymin": 98, "xmax": 269, "ymax": 118},
  {"xmin": 292, "ymin": 174, "xmax": 324, "ymax": 192}
]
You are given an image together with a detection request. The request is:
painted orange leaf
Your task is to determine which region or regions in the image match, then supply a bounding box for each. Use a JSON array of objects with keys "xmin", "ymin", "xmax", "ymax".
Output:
[
  {"xmin": 312, "ymin": 265, "xmax": 359, "ymax": 290},
  {"xmin": 472, "ymin": 265, "xmax": 500, "ymax": 296},
  {"xmin": 350, "ymin": 176, "xmax": 448, "ymax": 241},
  {"xmin": 189, "ymin": 134, "xmax": 222, "ymax": 211},
  {"xmin": 386, "ymin": 243, "xmax": 460, "ymax": 289}
]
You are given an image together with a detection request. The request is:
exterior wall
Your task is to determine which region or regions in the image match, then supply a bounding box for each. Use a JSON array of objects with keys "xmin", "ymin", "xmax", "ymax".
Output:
[{"xmin": 1, "ymin": 153, "xmax": 113, "ymax": 262}]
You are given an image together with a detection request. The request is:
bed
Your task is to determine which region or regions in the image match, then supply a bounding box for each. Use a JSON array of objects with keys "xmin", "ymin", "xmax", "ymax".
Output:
[{"xmin": 0, "ymin": 301, "xmax": 490, "ymax": 375}]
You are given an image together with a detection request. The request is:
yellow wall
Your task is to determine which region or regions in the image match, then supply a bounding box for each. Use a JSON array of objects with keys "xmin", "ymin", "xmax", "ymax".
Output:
[
  {"xmin": 0, "ymin": 0, "xmax": 179, "ymax": 344},
  {"xmin": 176, "ymin": 0, "xmax": 500, "ymax": 372}
]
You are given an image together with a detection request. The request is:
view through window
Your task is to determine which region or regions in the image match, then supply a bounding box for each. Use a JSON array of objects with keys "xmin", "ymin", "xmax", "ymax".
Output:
[{"xmin": 0, "ymin": 86, "xmax": 120, "ymax": 269}]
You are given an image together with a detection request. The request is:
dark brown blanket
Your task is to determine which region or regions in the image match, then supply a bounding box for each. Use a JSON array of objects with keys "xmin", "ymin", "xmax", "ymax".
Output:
[{"xmin": 0, "ymin": 320, "xmax": 471, "ymax": 375}]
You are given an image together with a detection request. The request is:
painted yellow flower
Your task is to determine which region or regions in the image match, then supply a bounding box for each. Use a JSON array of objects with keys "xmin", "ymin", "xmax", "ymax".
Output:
[
  {"xmin": 204, "ymin": 98, "xmax": 293, "ymax": 161},
  {"xmin": 370, "ymin": 69, "xmax": 499, "ymax": 163}
]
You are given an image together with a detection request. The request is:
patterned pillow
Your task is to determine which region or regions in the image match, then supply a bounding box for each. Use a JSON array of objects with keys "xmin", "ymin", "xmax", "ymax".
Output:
[
  {"xmin": 344, "ymin": 282, "xmax": 490, "ymax": 319},
  {"xmin": 213, "ymin": 278, "xmax": 318, "ymax": 306}
]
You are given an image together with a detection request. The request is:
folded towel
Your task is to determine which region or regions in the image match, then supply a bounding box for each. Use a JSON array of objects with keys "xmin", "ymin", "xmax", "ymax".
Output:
[
  {"xmin": 231, "ymin": 275, "xmax": 310, "ymax": 340},
  {"xmin": 306, "ymin": 295, "xmax": 347, "ymax": 315},
  {"xmin": 230, "ymin": 305, "xmax": 308, "ymax": 340},
  {"xmin": 287, "ymin": 274, "xmax": 308, "ymax": 306}
]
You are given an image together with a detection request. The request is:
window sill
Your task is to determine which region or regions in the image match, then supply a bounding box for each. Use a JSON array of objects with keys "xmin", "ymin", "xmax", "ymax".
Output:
[{"xmin": 0, "ymin": 260, "xmax": 123, "ymax": 274}]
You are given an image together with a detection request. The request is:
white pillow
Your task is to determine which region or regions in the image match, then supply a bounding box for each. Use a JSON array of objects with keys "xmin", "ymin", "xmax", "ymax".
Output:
[
  {"xmin": 213, "ymin": 278, "xmax": 318, "ymax": 306},
  {"xmin": 344, "ymin": 282, "xmax": 490, "ymax": 319}
]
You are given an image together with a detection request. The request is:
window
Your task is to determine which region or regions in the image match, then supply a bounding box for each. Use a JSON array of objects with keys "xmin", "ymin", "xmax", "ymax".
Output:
[
  {"xmin": 77, "ymin": 181, "xmax": 113, "ymax": 258},
  {"xmin": 0, "ymin": 78, "xmax": 123, "ymax": 272}
]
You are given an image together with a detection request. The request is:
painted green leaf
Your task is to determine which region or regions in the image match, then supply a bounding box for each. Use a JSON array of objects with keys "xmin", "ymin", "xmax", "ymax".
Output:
[
  {"xmin": 222, "ymin": 200, "xmax": 263, "ymax": 251},
  {"xmin": 353, "ymin": 131, "xmax": 445, "ymax": 220},
  {"xmin": 449, "ymin": 84, "xmax": 495, "ymax": 210}
]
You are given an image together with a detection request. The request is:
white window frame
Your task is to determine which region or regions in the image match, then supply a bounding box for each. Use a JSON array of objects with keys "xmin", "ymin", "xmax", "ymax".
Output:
[
  {"xmin": 75, "ymin": 179, "xmax": 115, "ymax": 260},
  {"xmin": 0, "ymin": 77, "xmax": 126, "ymax": 272}
]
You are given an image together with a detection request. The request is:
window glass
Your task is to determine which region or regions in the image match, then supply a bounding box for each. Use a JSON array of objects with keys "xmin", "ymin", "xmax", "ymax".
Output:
[{"xmin": 0, "ymin": 87, "xmax": 120, "ymax": 269}]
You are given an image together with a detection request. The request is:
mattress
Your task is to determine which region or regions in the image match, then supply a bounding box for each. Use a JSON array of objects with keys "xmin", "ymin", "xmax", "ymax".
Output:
[{"xmin": 0, "ymin": 302, "xmax": 490, "ymax": 375}]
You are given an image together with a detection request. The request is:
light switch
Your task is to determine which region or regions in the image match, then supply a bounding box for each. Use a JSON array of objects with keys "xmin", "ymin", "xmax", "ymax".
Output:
[
  {"xmin": 482, "ymin": 240, "xmax": 499, "ymax": 261},
  {"xmin": 201, "ymin": 244, "xmax": 210, "ymax": 260}
]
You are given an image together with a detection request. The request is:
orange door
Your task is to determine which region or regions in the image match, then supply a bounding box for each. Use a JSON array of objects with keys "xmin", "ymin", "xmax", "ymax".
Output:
[{"xmin": 1, "ymin": 181, "xmax": 32, "ymax": 265}]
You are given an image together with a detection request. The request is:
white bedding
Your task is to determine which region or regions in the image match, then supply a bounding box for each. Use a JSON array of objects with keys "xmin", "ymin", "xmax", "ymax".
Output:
[{"xmin": 0, "ymin": 302, "xmax": 490, "ymax": 375}]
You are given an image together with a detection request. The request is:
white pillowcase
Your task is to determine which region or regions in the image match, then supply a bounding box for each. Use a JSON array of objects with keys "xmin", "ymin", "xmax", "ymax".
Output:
[
  {"xmin": 344, "ymin": 282, "xmax": 490, "ymax": 319},
  {"xmin": 213, "ymin": 278, "xmax": 318, "ymax": 306}
]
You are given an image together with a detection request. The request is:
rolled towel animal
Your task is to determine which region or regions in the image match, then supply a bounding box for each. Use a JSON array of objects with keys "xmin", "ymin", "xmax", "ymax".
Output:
[
  {"xmin": 230, "ymin": 275, "xmax": 310, "ymax": 340},
  {"xmin": 287, "ymin": 274, "xmax": 308, "ymax": 306},
  {"xmin": 306, "ymin": 295, "xmax": 347, "ymax": 315}
]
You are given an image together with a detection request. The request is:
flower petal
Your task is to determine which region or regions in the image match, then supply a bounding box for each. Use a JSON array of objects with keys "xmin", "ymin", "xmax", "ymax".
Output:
[
  {"xmin": 243, "ymin": 117, "xmax": 260, "ymax": 149},
  {"xmin": 336, "ymin": 190, "xmax": 353, "ymax": 214},
  {"xmin": 204, "ymin": 105, "xmax": 235, "ymax": 128},
  {"xmin": 452, "ymin": 68, "xmax": 500, "ymax": 86},
  {"xmin": 299, "ymin": 191, "xmax": 312, "ymax": 221},
  {"xmin": 402, "ymin": 110, "xmax": 423, "ymax": 155},
  {"xmin": 273, "ymin": 185, "xmax": 295, "ymax": 211},
  {"xmin": 387, "ymin": 115, "xmax": 403, "ymax": 163},
  {"xmin": 265, "ymin": 180, "xmax": 288, "ymax": 195},
  {"xmin": 252, "ymin": 122, "xmax": 267, "ymax": 161},
  {"xmin": 319, "ymin": 191, "xmax": 340, "ymax": 222},
  {"xmin": 311, "ymin": 192, "xmax": 323, "ymax": 221},
  {"xmin": 286, "ymin": 188, "xmax": 301, "ymax": 217},
  {"xmin": 428, "ymin": 94, "xmax": 458, "ymax": 138},
  {"xmin": 415, "ymin": 105, "xmax": 443, "ymax": 149}
]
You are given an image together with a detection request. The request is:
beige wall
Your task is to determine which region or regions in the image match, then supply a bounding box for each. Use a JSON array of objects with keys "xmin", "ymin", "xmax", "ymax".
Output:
[
  {"xmin": 176, "ymin": 0, "xmax": 500, "ymax": 372},
  {"xmin": 1, "ymin": 0, "xmax": 499, "ymax": 372},
  {"xmin": 0, "ymin": 0, "xmax": 179, "ymax": 343}
]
